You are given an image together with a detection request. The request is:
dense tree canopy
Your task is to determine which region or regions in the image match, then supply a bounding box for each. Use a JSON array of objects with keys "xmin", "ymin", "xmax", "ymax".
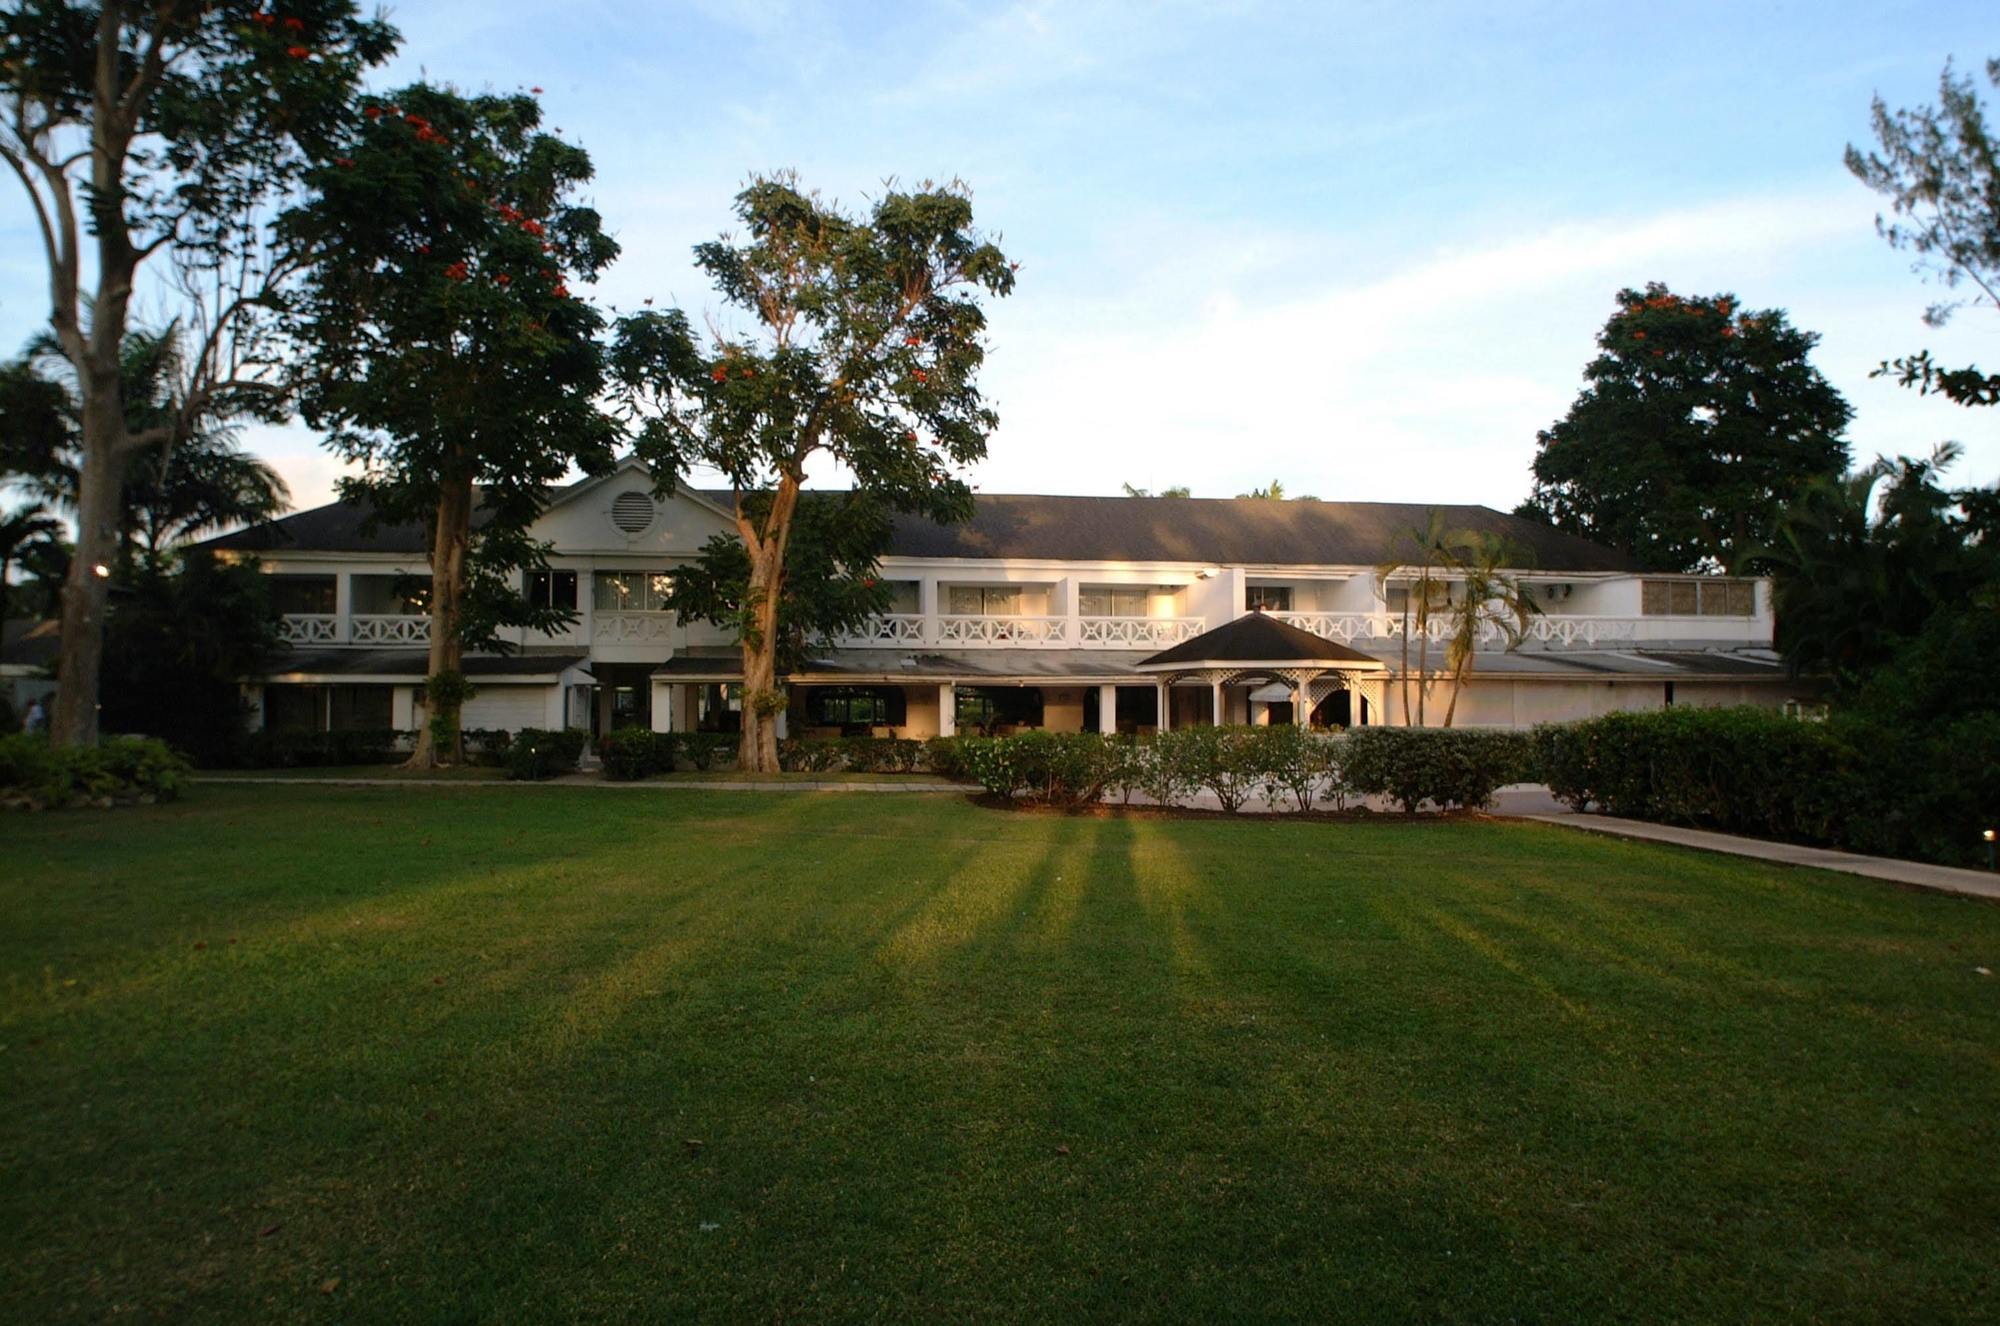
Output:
[
  {"xmin": 612, "ymin": 175, "xmax": 1015, "ymax": 771},
  {"xmin": 1518, "ymin": 284, "xmax": 1852, "ymax": 573},
  {"xmin": 282, "ymin": 83, "xmax": 619, "ymax": 764},
  {"xmin": 0, "ymin": 0, "xmax": 397, "ymax": 744}
]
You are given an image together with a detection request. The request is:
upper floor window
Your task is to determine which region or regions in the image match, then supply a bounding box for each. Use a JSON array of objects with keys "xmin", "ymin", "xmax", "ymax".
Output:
[
  {"xmin": 594, "ymin": 571, "xmax": 674, "ymax": 612},
  {"xmin": 1246, "ymin": 585, "xmax": 1293, "ymax": 612},
  {"xmin": 1641, "ymin": 579, "xmax": 1754, "ymax": 617},
  {"xmin": 1080, "ymin": 586, "xmax": 1149, "ymax": 618},
  {"xmin": 526, "ymin": 569, "xmax": 578, "ymax": 611},
  {"xmin": 269, "ymin": 574, "xmax": 336, "ymax": 615},
  {"xmin": 948, "ymin": 585, "xmax": 1023, "ymax": 616},
  {"xmin": 882, "ymin": 580, "xmax": 921, "ymax": 614}
]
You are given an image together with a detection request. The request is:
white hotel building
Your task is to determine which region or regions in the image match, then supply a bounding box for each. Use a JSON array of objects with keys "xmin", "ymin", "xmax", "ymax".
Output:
[{"xmin": 203, "ymin": 458, "xmax": 1798, "ymax": 741}]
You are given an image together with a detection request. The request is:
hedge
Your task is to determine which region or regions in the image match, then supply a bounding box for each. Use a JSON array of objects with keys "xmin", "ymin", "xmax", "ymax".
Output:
[
  {"xmin": 1530, "ymin": 705, "xmax": 1999, "ymax": 868},
  {"xmin": 506, "ymin": 728, "xmax": 587, "ymax": 781},
  {"xmin": 0, "ymin": 733, "xmax": 191, "ymax": 809},
  {"xmin": 1344, "ymin": 727, "xmax": 1531, "ymax": 812}
]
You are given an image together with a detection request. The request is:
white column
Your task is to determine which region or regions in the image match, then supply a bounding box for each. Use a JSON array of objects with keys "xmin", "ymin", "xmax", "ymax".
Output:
[
  {"xmin": 650, "ymin": 682, "xmax": 673, "ymax": 733},
  {"xmin": 1157, "ymin": 680, "xmax": 1170, "ymax": 732},
  {"xmin": 938, "ymin": 682, "xmax": 957, "ymax": 737},
  {"xmin": 333, "ymin": 571, "xmax": 353, "ymax": 643},
  {"xmin": 1295, "ymin": 681, "xmax": 1309, "ymax": 726},
  {"xmin": 1097, "ymin": 683, "xmax": 1117, "ymax": 734},
  {"xmin": 919, "ymin": 577, "xmax": 940, "ymax": 646},
  {"xmin": 1211, "ymin": 679, "xmax": 1223, "ymax": 727},
  {"xmin": 1061, "ymin": 577, "xmax": 1082, "ymax": 645}
]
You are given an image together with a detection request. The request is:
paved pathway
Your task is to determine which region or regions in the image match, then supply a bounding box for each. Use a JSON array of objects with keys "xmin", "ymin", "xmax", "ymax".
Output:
[{"xmin": 1521, "ymin": 811, "xmax": 2000, "ymax": 902}]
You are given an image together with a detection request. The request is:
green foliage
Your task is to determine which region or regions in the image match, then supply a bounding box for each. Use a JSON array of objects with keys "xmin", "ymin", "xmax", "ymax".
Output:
[
  {"xmin": 922, "ymin": 735, "xmax": 972, "ymax": 779},
  {"xmin": 1530, "ymin": 706, "xmax": 1999, "ymax": 868},
  {"xmin": 960, "ymin": 731, "xmax": 1115, "ymax": 808},
  {"xmin": 504, "ymin": 728, "xmax": 585, "ymax": 782},
  {"xmin": 1519, "ymin": 283, "xmax": 1851, "ymax": 572},
  {"xmin": 233, "ymin": 728, "xmax": 412, "ymax": 769},
  {"xmin": 1154, "ymin": 727, "xmax": 1261, "ymax": 813},
  {"xmin": 598, "ymin": 728, "xmax": 676, "ymax": 780},
  {"xmin": 1759, "ymin": 444, "xmax": 2000, "ymax": 684},
  {"xmin": 424, "ymin": 670, "xmax": 477, "ymax": 756},
  {"xmin": 0, "ymin": 733, "xmax": 189, "ymax": 809},
  {"xmin": 677, "ymin": 733, "xmax": 738, "ymax": 772},
  {"xmin": 1247, "ymin": 723, "xmax": 1343, "ymax": 812},
  {"xmin": 1344, "ymin": 727, "xmax": 1529, "ymax": 813},
  {"xmin": 98, "ymin": 550, "xmax": 283, "ymax": 765},
  {"xmin": 777, "ymin": 739, "xmax": 843, "ymax": 773},
  {"xmin": 666, "ymin": 492, "xmax": 894, "ymax": 675}
]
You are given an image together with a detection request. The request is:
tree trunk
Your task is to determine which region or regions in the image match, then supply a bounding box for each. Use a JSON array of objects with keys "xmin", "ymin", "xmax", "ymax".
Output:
[
  {"xmin": 407, "ymin": 469, "xmax": 472, "ymax": 768},
  {"xmin": 735, "ymin": 475, "xmax": 802, "ymax": 774},
  {"xmin": 49, "ymin": 385, "xmax": 128, "ymax": 746}
]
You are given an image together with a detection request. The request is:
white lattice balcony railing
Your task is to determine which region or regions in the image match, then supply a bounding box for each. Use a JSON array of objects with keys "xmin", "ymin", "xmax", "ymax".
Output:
[
  {"xmin": 1077, "ymin": 616, "xmax": 1204, "ymax": 647},
  {"xmin": 936, "ymin": 614, "xmax": 1069, "ymax": 647},
  {"xmin": 833, "ymin": 614, "xmax": 927, "ymax": 647},
  {"xmin": 279, "ymin": 613, "xmax": 339, "ymax": 644},
  {"xmin": 1275, "ymin": 612, "xmax": 1643, "ymax": 650},
  {"xmin": 593, "ymin": 611, "xmax": 675, "ymax": 643},
  {"xmin": 350, "ymin": 614, "xmax": 430, "ymax": 645}
]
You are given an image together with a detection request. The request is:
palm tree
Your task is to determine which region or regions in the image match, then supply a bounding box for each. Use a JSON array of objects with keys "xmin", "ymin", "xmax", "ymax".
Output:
[
  {"xmin": 15, "ymin": 329, "xmax": 288, "ymax": 569},
  {"xmin": 1437, "ymin": 531, "xmax": 1538, "ymax": 727},
  {"xmin": 0, "ymin": 503, "xmax": 62, "ymax": 640},
  {"xmin": 1376, "ymin": 509, "xmax": 1458, "ymax": 726}
]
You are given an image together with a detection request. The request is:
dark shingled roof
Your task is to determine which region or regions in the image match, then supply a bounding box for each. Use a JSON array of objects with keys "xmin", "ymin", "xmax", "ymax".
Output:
[
  {"xmin": 886, "ymin": 495, "xmax": 1635, "ymax": 572},
  {"xmin": 2, "ymin": 619, "xmax": 61, "ymax": 670},
  {"xmin": 207, "ymin": 488, "xmax": 1633, "ymax": 571},
  {"xmin": 1138, "ymin": 612, "xmax": 1380, "ymax": 669}
]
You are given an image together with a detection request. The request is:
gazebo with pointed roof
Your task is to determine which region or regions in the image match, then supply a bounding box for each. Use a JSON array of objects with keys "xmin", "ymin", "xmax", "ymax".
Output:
[{"xmin": 1134, "ymin": 611, "xmax": 1387, "ymax": 729}]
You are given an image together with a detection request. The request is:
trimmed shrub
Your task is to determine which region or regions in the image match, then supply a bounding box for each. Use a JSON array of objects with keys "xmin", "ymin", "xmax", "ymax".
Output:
[
  {"xmin": 678, "ymin": 733, "xmax": 737, "ymax": 771},
  {"xmin": 599, "ymin": 728, "xmax": 675, "ymax": 780},
  {"xmin": 1345, "ymin": 727, "xmax": 1529, "ymax": 812},
  {"xmin": 923, "ymin": 735, "xmax": 972, "ymax": 779},
  {"xmin": 778, "ymin": 739, "xmax": 843, "ymax": 773},
  {"xmin": 235, "ymin": 728, "xmax": 411, "ymax": 769},
  {"xmin": 461, "ymin": 728, "xmax": 513, "ymax": 768},
  {"xmin": 1162, "ymin": 726, "xmax": 1262, "ymax": 813},
  {"xmin": 0, "ymin": 733, "xmax": 190, "ymax": 809},
  {"xmin": 506, "ymin": 728, "xmax": 586, "ymax": 781},
  {"xmin": 1248, "ymin": 724, "xmax": 1339, "ymax": 812},
  {"xmin": 963, "ymin": 730, "xmax": 1116, "ymax": 808}
]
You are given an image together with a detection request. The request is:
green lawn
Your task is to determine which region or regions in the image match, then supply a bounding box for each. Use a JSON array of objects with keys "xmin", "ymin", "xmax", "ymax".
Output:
[{"xmin": 3, "ymin": 789, "xmax": 1996, "ymax": 1322}]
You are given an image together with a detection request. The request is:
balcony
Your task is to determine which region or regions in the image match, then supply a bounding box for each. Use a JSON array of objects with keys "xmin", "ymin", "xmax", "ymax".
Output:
[
  {"xmin": 1272, "ymin": 611, "xmax": 1768, "ymax": 650},
  {"xmin": 593, "ymin": 611, "xmax": 675, "ymax": 644},
  {"xmin": 279, "ymin": 613, "xmax": 430, "ymax": 646},
  {"xmin": 829, "ymin": 614, "xmax": 1203, "ymax": 649}
]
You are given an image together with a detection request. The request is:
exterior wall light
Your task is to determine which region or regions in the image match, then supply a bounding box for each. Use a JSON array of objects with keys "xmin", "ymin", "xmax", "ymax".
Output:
[{"xmin": 92, "ymin": 563, "xmax": 111, "ymax": 578}]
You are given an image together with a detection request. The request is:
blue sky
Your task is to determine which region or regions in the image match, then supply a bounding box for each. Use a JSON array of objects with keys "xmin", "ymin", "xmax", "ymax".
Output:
[{"xmin": 4, "ymin": 0, "xmax": 1998, "ymax": 513}]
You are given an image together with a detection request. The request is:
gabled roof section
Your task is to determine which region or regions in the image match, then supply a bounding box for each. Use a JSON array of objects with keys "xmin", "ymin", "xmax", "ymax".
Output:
[{"xmin": 1136, "ymin": 611, "xmax": 1381, "ymax": 670}]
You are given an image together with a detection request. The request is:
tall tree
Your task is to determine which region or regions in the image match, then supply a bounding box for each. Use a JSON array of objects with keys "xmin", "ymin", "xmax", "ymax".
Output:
[
  {"xmin": 1518, "ymin": 284, "xmax": 1852, "ymax": 572},
  {"xmin": 1847, "ymin": 57, "xmax": 2000, "ymax": 408},
  {"xmin": 1122, "ymin": 482, "xmax": 1190, "ymax": 498},
  {"xmin": 283, "ymin": 83, "xmax": 620, "ymax": 766},
  {"xmin": 611, "ymin": 176, "xmax": 1016, "ymax": 772},
  {"xmin": 0, "ymin": 0, "xmax": 397, "ymax": 745}
]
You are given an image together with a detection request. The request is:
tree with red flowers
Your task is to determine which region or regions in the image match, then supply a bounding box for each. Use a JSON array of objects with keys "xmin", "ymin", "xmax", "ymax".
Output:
[
  {"xmin": 1517, "ymin": 283, "xmax": 1851, "ymax": 573},
  {"xmin": 611, "ymin": 175, "xmax": 1016, "ymax": 772},
  {"xmin": 0, "ymin": 0, "xmax": 397, "ymax": 746},
  {"xmin": 281, "ymin": 84, "xmax": 619, "ymax": 766}
]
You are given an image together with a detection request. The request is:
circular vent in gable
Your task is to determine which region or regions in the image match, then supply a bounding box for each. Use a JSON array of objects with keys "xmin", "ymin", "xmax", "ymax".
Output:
[{"xmin": 610, "ymin": 491, "xmax": 655, "ymax": 535}]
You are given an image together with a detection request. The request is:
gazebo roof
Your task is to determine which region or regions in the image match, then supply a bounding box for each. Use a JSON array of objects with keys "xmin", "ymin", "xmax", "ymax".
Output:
[{"xmin": 1134, "ymin": 611, "xmax": 1383, "ymax": 672}]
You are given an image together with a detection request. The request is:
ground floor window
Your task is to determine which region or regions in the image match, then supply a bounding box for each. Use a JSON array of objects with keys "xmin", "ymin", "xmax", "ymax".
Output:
[
  {"xmin": 955, "ymin": 686, "xmax": 1043, "ymax": 732},
  {"xmin": 265, "ymin": 684, "xmax": 393, "ymax": 733},
  {"xmin": 805, "ymin": 685, "xmax": 908, "ymax": 730},
  {"xmin": 696, "ymin": 683, "xmax": 742, "ymax": 732}
]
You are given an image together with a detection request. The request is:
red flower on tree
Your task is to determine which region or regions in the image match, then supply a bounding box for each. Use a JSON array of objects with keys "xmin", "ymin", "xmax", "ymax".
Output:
[
  {"xmin": 445, "ymin": 260, "xmax": 469, "ymax": 281},
  {"xmin": 251, "ymin": 11, "xmax": 275, "ymax": 26},
  {"xmin": 531, "ymin": 86, "xmax": 544, "ymax": 95},
  {"xmin": 334, "ymin": 157, "xmax": 354, "ymax": 168},
  {"xmin": 904, "ymin": 334, "xmax": 920, "ymax": 346},
  {"xmin": 912, "ymin": 369, "xmax": 928, "ymax": 383},
  {"xmin": 364, "ymin": 105, "xmax": 382, "ymax": 119},
  {"xmin": 711, "ymin": 366, "xmax": 729, "ymax": 383},
  {"xmin": 286, "ymin": 44, "xmax": 309, "ymax": 59},
  {"xmin": 283, "ymin": 16, "xmax": 305, "ymax": 31},
  {"xmin": 494, "ymin": 272, "xmax": 512, "ymax": 285}
]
